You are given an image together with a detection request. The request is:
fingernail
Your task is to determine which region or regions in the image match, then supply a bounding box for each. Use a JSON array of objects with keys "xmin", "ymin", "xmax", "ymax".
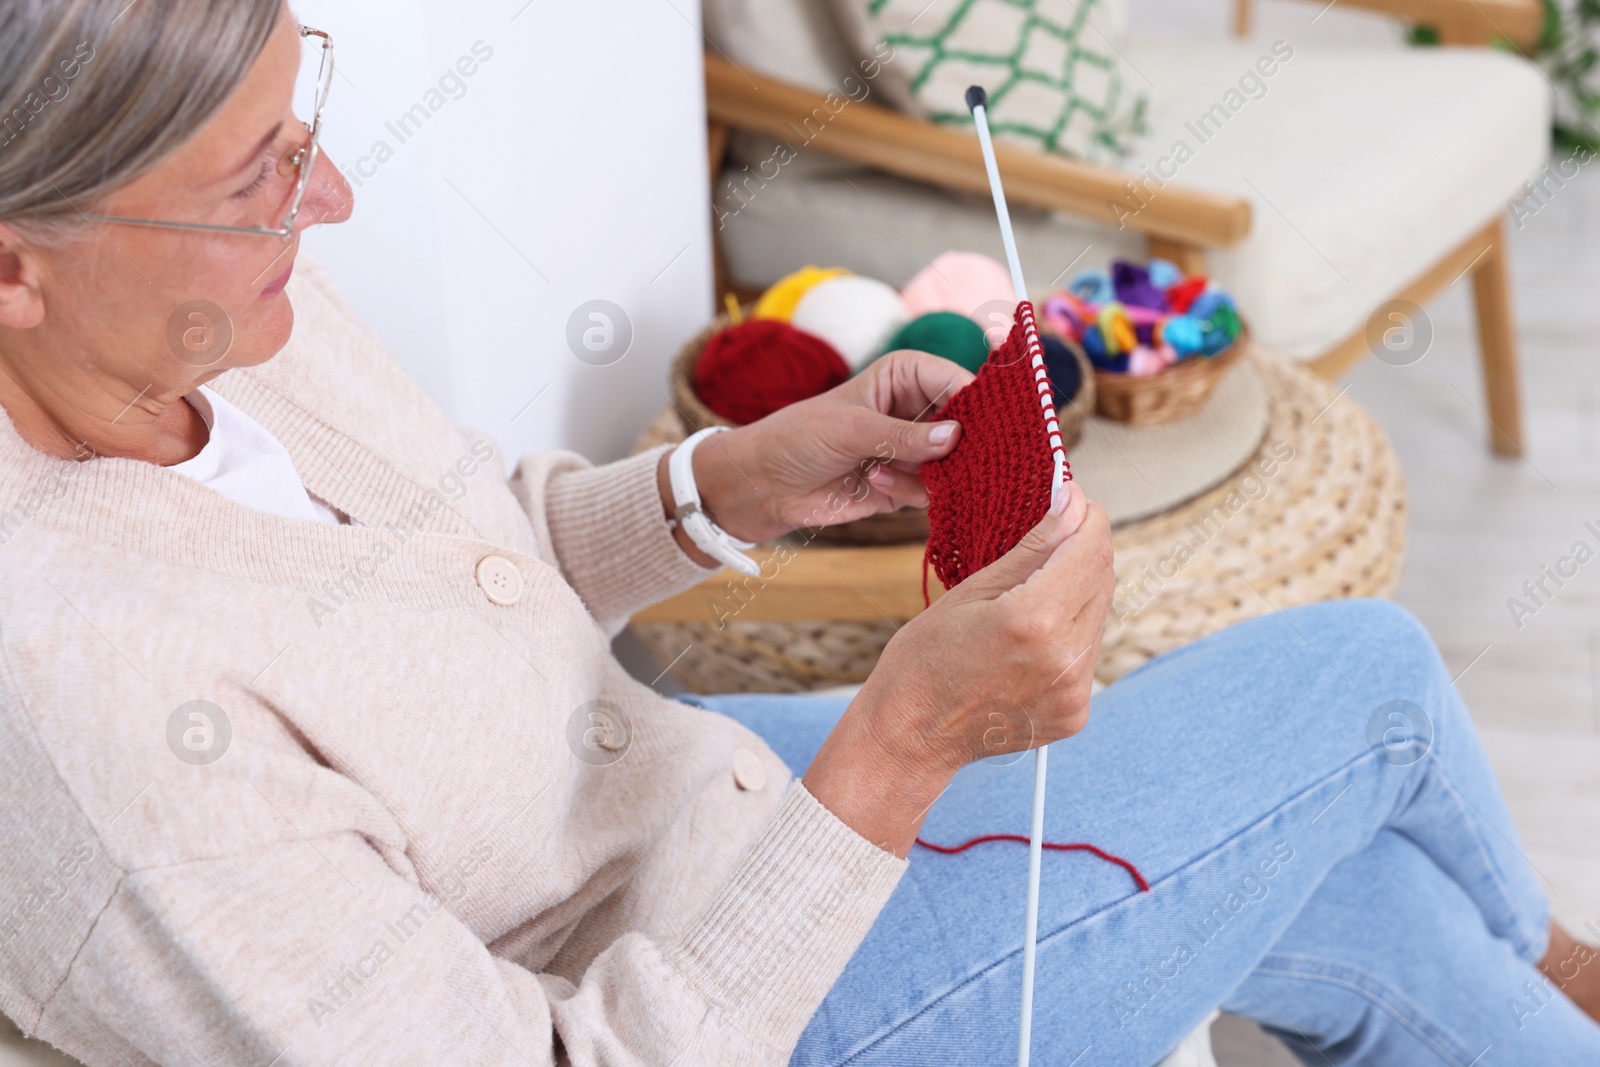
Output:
[
  {"xmin": 929, "ymin": 421, "xmax": 957, "ymax": 445},
  {"xmin": 1049, "ymin": 480, "xmax": 1071, "ymax": 515}
]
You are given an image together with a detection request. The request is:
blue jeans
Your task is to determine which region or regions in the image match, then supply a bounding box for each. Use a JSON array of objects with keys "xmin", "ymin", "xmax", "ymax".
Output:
[{"xmin": 684, "ymin": 601, "xmax": 1600, "ymax": 1065}]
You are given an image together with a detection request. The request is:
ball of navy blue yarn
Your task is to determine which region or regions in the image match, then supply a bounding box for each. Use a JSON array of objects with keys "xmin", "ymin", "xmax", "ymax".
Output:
[{"xmin": 1041, "ymin": 334, "xmax": 1084, "ymax": 402}]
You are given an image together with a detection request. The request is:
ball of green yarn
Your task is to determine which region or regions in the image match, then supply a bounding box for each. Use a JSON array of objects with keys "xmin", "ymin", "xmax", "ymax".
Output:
[{"xmin": 872, "ymin": 312, "xmax": 991, "ymax": 374}]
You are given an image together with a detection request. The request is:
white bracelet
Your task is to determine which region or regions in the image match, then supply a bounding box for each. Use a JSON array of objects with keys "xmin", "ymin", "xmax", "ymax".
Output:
[{"xmin": 668, "ymin": 427, "xmax": 761, "ymax": 577}]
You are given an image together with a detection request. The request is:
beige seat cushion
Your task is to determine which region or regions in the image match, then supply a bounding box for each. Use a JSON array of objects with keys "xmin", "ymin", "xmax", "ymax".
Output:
[
  {"xmin": 713, "ymin": 32, "xmax": 1549, "ymax": 359},
  {"xmin": 1124, "ymin": 37, "xmax": 1548, "ymax": 358}
]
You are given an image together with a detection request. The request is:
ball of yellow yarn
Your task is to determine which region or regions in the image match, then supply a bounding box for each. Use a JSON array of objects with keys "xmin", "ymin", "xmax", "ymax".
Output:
[{"xmin": 754, "ymin": 265, "xmax": 851, "ymax": 322}]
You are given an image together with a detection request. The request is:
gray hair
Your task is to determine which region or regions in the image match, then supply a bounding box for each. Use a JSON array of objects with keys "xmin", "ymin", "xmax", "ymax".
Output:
[{"xmin": 0, "ymin": 0, "xmax": 280, "ymax": 238}]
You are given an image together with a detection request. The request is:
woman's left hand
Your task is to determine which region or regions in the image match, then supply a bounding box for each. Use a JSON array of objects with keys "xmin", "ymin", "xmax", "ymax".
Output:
[{"xmin": 657, "ymin": 350, "xmax": 974, "ymax": 552}]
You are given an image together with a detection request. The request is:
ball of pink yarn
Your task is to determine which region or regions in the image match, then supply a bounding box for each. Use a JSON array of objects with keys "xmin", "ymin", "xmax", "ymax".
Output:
[{"xmin": 901, "ymin": 251, "xmax": 1017, "ymax": 323}]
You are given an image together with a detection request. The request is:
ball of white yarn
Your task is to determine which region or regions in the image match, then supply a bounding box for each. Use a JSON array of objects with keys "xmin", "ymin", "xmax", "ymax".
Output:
[{"xmin": 790, "ymin": 275, "xmax": 910, "ymax": 370}]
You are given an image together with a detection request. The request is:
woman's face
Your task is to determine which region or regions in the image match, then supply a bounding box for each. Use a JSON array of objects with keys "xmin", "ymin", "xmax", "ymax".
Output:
[{"xmin": 6, "ymin": 11, "xmax": 352, "ymax": 400}]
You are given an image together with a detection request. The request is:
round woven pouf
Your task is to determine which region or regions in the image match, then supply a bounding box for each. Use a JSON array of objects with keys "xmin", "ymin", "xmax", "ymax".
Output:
[
  {"xmin": 630, "ymin": 351, "xmax": 1407, "ymax": 691},
  {"xmin": 1094, "ymin": 353, "xmax": 1407, "ymax": 681}
]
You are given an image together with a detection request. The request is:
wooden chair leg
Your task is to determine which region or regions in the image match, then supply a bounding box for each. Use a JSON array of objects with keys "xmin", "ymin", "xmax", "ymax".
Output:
[
  {"xmin": 1233, "ymin": 0, "xmax": 1254, "ymax": 38},
  {"xmin": 707, "ymin": 120, "xmax": 730, "ymax": 189},
  {"xmin": 1470, "ymin": 218, "xmax": 1524, "ymax": 456}
]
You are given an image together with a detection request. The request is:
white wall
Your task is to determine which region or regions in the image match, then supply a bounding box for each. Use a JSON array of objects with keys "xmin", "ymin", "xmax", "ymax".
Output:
[{"xmin": 295, "ymin": 0, "xmax": 714, "ymax": 465}]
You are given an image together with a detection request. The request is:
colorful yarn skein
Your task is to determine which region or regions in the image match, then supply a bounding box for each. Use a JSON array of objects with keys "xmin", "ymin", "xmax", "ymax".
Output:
[
  {"xmin": 1098, "ymin": 303, "xmax": 1137, "ymax": 356},
  {"xmin": 1068, "ymin": 268, "xmax": 1114, "ymax": 305},
  {"xmin": 1166, "ymin": 276, "xmax": 1208, "ymax": 314},
  {"xmin": 1042, "ymin": 291, "xmax": 1092, "ymax": 340},
  {"xmin": 1047, "ymin": 258, "xmax": 1242, "ymax": 375},
  {"xmin": 1146, "ymin": 258, "xmax": 1182, "ymax": 290},
  {"xmin": 1112, "ymin": 261, "xmax": 1166, "ymax": 310},
  {"xmin": 1126, "ymin": 345, "xmax": 1178, "ymax": 376},
  {"xmin": 693, "ymin": 319, "xmax": 850, "ymax": 425}
]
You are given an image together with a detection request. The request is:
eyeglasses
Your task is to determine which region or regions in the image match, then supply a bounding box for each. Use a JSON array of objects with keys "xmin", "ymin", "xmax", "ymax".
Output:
[{"xmin": 83, "ymin": 25, "xmax": 334, "ymax": 243}]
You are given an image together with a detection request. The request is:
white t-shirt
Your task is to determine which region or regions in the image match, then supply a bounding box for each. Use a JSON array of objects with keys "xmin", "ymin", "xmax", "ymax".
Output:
[{"xmin": 167, "ymin": 386, "xmax": 345, "ymax": 526}]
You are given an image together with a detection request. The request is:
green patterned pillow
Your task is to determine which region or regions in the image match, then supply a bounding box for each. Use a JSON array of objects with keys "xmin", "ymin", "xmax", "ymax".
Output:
[{"xmin": 827, "ymin": 0, "xmax": 1148, "ymax": 164}]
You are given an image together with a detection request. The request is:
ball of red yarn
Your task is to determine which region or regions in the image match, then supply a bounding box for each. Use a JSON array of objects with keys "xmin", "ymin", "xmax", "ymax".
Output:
[{"xmin": 694, "ymin": 319, "xmax": 850, "ymax": 425}]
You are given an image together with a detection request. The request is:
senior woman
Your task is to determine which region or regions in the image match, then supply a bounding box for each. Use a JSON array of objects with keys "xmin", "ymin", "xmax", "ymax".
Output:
[{"xmin": 0, "ymin": 4, "xmax": 1596, "ymax": 1067}]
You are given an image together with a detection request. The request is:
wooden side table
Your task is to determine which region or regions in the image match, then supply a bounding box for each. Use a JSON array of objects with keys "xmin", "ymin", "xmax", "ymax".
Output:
[{"xmin": 631, "ymin": 354, "xmax": 1406, "ymax": 693}]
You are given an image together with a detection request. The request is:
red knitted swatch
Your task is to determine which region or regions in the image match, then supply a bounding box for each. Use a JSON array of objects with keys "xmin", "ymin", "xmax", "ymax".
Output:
[{"xmin": 922, "ymin": 302, "xmax": 1070, "ymax": 596}]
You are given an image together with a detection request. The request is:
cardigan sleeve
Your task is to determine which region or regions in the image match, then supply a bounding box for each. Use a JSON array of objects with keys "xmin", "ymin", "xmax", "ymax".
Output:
[
  {"xmin": 51, "ymin": 783, "xmax": 903, "ymax": 1067},
  {"xmin": 506, "ymin": 445, "xmax": 719, "ymax": 634}
]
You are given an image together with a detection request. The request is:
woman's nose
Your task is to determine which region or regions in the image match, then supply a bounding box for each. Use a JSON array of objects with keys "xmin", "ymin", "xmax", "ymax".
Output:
[{"xmin": 294, "ymin": 149, "xmax": 355, "ymax": 231}]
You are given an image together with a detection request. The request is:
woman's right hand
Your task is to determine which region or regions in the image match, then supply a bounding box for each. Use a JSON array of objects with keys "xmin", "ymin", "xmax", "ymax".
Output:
[{"xmin": 802, "ymin": 483, "xmax": 1115, "ymax": 856}]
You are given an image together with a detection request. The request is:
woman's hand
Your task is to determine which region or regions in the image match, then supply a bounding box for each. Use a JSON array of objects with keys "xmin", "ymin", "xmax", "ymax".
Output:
[
  {"xmin": 656, "ymin": 351, "xmax": 974, "ymax": 554},
  {"xmin": 802, "ymin": 486, "xmax": 1115, "ymax": 856}
]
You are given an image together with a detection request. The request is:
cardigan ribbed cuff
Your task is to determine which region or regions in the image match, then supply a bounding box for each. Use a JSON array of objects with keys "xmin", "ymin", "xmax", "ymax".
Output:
[
  {"xmin": 542, "ymin": 446, "xmax": 717, "ymax": 632},
  {"xmin": 664, "ymin": 782, "xmax": 906, "ymax": 1057}
]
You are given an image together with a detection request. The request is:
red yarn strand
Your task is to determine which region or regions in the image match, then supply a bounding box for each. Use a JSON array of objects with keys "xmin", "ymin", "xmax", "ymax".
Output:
[{"xmin": 914, "ymin": 833, "xmax": 1150, "ymax": 893}]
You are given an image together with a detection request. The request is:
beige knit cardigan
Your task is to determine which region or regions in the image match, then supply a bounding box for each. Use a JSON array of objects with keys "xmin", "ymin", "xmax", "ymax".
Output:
[{"xmin": 0, "ymin": 260, "xmax": 906, "ymax": 1066}]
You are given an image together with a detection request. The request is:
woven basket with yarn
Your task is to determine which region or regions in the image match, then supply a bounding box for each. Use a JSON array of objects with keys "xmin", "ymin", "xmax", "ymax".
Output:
[
  {"xmin": 631, "ymin": 350, "xmax": 1407, "ymax": 692},
  {"xmin": 1093, "ymin": 327, "xmax": 1248, "ymax": 426},
  {"xmin": 670, "ymin": 307, "xmax": 1093, "ymax": 545}
]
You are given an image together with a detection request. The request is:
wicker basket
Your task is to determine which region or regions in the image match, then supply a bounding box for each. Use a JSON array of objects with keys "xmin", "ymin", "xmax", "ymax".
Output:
[
  {"xmin": 1093, "ymin": 329, "xmax": 1247, "ymax": 426},
  {"xmin": 669, "ymin": 310, "xmax": 1094, "ymax": 545},
  {"xmin": 669, "ymin": 314, "xmax": 742, "ymax": 434},
  {"xmin": 632, "ymin": 350, "xmax": 1407, "ymax": 692}
]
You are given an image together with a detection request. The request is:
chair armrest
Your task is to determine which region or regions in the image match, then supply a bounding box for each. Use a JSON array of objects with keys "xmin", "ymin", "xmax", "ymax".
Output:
[
  {"xmin": 705, "ymin": 55, "xmax": 1252, "ymax": 249},
  {"xmin": 1281, "ymin": 0, "xmax": 1542, "ymax": 47}
]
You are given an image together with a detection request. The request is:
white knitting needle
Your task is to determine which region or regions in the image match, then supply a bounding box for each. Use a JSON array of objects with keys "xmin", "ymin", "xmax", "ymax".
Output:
[{"xmin": 966, "ymin": 85, "xmax": 1062, "ymax": 1067}]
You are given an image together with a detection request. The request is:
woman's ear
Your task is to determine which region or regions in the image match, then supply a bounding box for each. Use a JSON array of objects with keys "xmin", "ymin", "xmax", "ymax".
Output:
[{"xmin": 0, "ymin": 224, "xmax": 47, "ymax": 330}]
